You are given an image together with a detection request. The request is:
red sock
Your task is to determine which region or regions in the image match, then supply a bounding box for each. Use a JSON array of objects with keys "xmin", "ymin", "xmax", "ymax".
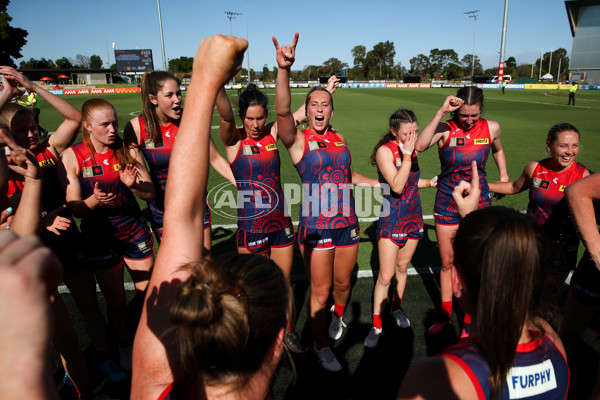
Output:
[
  {"xmin": 372, "ymin": 314, "xmax": 383, "ymax": 329},
  {"xmin": 391, "ymin": 295, "xmax": 402, "ymax": 310},
  {"xmin": 333, "ymin": 302, "xmax": 345, "ymax": 319},
  {"xmin": 464, "ymin": 313, "xmax": 472, "ymax": 324},
  {"xmin": 441, "ymin": 301, "xmax": 453, "ymax": 318},
  {"xmin": 314, "ymin": 331, "xmax": 329, "ymax": 349}
]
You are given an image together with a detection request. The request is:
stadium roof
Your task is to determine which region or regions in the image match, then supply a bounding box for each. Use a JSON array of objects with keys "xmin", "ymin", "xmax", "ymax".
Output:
[{"xmin": 565, "ymin": 0, "xmax": 600, "ymax": 36}]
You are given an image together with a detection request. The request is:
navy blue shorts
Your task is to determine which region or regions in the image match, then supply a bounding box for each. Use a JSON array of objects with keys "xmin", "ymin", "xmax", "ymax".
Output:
[
  {"xmin": 377, "ymin": 228, "xmax": 423, "ymax": 247},
  {"xmin": 81, "ymin": 219, "xmax": 154, "ymax": 268},
  {"xmin": 236, "ymin": 226, "xmax": 295, "ymax": 254},
  {"xmin": 297, "ymin": 223, "xmax": 360, "ymax": 250}
]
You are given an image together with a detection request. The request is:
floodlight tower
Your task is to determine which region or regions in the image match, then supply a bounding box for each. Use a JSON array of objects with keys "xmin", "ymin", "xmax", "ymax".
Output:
[
  {"xmin": 464, "ymin": 10, "xmax": 479, "ymax": 81},
  {"xmin": 224, "ymin": 11, "xmax": 241, "ymax": 35},
  {"xmin": 244, "ymin": 0, "xmax": 251, "ymax": 84},
  {"xmin": 498, "ymin": 0, "xmax": 509, "ymax": 82},
  {"xmin": 156, "ymin": 0, "xmax": 167, "ymax": 71}
]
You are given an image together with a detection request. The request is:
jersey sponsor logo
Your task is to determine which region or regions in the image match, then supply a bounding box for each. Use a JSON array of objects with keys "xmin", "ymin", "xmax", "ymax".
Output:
[
  {"xmin": 144, "ymin": 138, "xmax": 164, "ymax": 149},
  {"xmin": 103, "ymin": 159, "xmax": 109, "ymax": 165},
  {"xmin": 265, "ymin": 143, "xmax": 277, "ymax": 151},
  {"xmin": 113, "ymin": 164, "xmax": 120, "ymax": 171},
  {"xmin": 466, "ymin": 134, "xmax": 471, "ymax": 139},
  {"xmin": 334, "ymin": 141, "xmax": 345, "ymax": 146},
  {"xmin": 532, "ymin": 177, "xmax": 550, "ymax": 190},
  {"xmin": 559, "ymin": 185, "xmax": 566, "ymax": 192},
  {"xmin": 38, "ymin": 158, "xmax": 56, "ymax": 168},
  {"xmin": 165, "ymin": 131, "xmax": 171, "ymax": 138},
  {"xmin": 474, "ymin": 138, "xmax": 489, "ymax": 145},
  {"xmin": 553, "ymin": 178, "xmax": 558, "ymax": 184},
  {"xmin": 449, "ymin": 137, "xmax": 465, "ymax": 147},
  {"xmin": 395, "ymin": 158, "xmax": 402, "ymax": 167},
  {"xmin": 82, "ymin": 165, "xmax": 104, "ymax": 178},
  {"xmin": 351, "ymin": 228, "xmax": 359, "ymax": 238},
  {"xmin": 243, "ymin": 145, "xmax": 261, "ymax": 155},
  {"xmin": 308, "ymin": 141, "xmax": 328, "ymax": 151},
  {"xmin": 507, "ymin": 360, "xmax": 557, "ymax": 399},
  {"xmin": 284, "ymin": 227, "xmax": 293, "ymax": 238}
]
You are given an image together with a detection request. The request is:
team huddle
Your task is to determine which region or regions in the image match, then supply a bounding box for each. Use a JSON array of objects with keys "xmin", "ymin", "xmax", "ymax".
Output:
[{"xmin": 0, "ymin": 33, "xmax": 596, "ymax": 399}]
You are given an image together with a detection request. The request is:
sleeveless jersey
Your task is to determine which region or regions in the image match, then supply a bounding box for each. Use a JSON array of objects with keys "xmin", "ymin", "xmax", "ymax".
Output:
[
  {"xmin": 441, "ymin": 335, "xmax": 569, "ymax": 399},
  {"xmin": 377, "ymin": 141, "xmax": 423, "ymax": 238},
  {"xmin": 6, "ymin": 140, "xmax": 64, "ymax": 211},
  {"xmin": 528, "ymin": 159, "xmax": 588, "ymax": 227},
  {"xmin": 434, "ymin": 118, "xmax": 492, "ymax": 221},
  {"xmin": 294, "ymin": 129, "xmax": 357, "ymax": 229},
  {"xmin": 137, "ymin": 115, "xmax": 177, "ymax": 230},
  {"xmin": 230, "ymin": 128, "xmax": 292, "ymax": 233},
  {"xmin": 70, "ymin": 142, "xmax": 145, "ymax": 240}
]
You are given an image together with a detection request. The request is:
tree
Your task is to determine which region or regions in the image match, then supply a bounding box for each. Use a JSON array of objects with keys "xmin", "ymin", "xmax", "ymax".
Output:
[
  {"xmin": 461, "ymin": 54, "xmax": 483, "ymax": 76},
  {"xmin": 89, "ymin": 55, "xmax": 103, "ymax": 69},
  {"xmin": 322, "ymin": 57, "xmax": 348, "ymax": 77},
  {"xmin": 0, "ymin": 0, "xmax": 28, "ymax": 67},
  {"xmin": 55, "ymin": 57, "xmax": 74, "ymax": 69},
  {"xmin": 18, "ymin": 57, "xmax": 55, "ymax": 69},
  {"xmin": 445, "ymin": 63, "xmax": 464, "ymax": 80},
  {"xmin": 261, "ymin": 64, "xmax": 272, "ymax": 81},
  {"xmin": 351, "ymin": 45, "xmax": 366, "ymax": 68},
  {"xmin": 515, "ymin": 64, "xmax": 534, "ymax": 79},
  {"xmin": 168, "ymin": 56, "xmax": 193, "ymax": 73},
  {"xmin": 536, "ymin": 48, "xmax": 569, "ymax": 81},
  {"xmin": 409, "ymin": 54, "xmax": 430, "ymax": 77},
  {"xmin": 74, "ymin": 54, "xmax": 90, "ymax": 68},
  {"xmin": 505, "ymin": 56, "xmax": 517, "ymax": 68},
  {"xmin": 366, "ymin": 41, "xmax": 395, "ymax": 79},
  {"xmin": 429, "ymin": 48, "xmax": 459, "ymax": 78}
]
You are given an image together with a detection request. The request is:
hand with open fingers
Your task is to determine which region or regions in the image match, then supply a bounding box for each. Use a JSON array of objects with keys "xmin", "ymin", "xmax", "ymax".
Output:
[
  {"xmin": 452, "ymin": 160, "xmax": 480, "ymax": 218},
  {"xmin": 119, "ymin": 164, "xmax": 139, "ymax": 187},
  {"xmin": 193, "ymin": 35, "xmax": 248, "ymax": 87},
  {"xmin": 0, "ymin": 128, "xmax": 41, "ymax": 180},
  {"xmin": 326, "ymin": 75, "xmax": 341, "ymax": 94},
  {"xmin": 0, "ymin": 74, "xmax": 24, "ymax": 100},
  {"xmin": 93, "ymin": 182, "xmax": 116, "ymax": 205},
  {"xmin": 441, "ymin": 95, "xmax": 464, "ymax": 114},
  {"xmin": 42, "ymin": 205, "xmax": 70, "ymax": 235},
  {"xmin": 0, "ymin": 66, "xmax": 35, "ymax": 92},
  {"xmin": 401, "ymin": 131, "xmax": 418, "ymax": 155},
  {"xmin": 273, "ymin": 32, "xmax": 299, "ymax": 70}
]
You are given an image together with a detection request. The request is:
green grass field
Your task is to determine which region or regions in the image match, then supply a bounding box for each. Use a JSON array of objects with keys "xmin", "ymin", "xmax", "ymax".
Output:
[
  {"xmin": 39, "ymin": 87, "xmax": 600, "ymax": 399},
  {"xmin": 39, "ymin": 87, "xmax": 600, "ymax": 272}
]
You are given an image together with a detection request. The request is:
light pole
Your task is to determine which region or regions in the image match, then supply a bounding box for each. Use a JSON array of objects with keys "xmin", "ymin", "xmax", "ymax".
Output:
[
  {"xmin": 464, "ymin": 10, "xmax": 479, "ymax": 81},
  {"xmin": 156, "ymin": 0, "xmax": 167, "ymax": 71},
  {"xmin": 244, "ymin": 0, "xmax": 250, "ymax": 84},
  {"xmin": 224, "ymin": 11, "xmax": 241, "ymax": 35},
  {"xmin": 498, "ymin": 0, "xmax": 509, "ymax": 82}
]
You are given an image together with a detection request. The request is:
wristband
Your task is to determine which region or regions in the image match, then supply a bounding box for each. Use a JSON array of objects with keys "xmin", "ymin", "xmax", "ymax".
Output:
[{"xmin": 425, "ymin": 180, "xmax": 431, "ymax": 188}]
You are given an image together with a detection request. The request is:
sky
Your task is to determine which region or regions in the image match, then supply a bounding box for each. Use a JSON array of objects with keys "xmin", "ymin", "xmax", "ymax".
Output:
[{"xmin": 7, "ymin": 0, "xmax": 573, "ymax": 73}]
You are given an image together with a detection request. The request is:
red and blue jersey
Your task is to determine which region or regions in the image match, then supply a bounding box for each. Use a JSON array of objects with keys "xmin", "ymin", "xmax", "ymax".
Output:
[
  {"xmin": 6, "ymin": 140, "xmax": 64, "ymax": 211},
  {"xmin": 294, "ymin": 129, "xmax": 357, "ymax": 229},
  {"xmin": 377, "ymin": 141, "xmax": 423, "ymax": 239},
  {"xmin": 70, "ymin": 142, "xmax": 146, "ymax": 241},
  {"xmin": 137, "ymin": 115, "xmax": 177, "ymax": 231},
  {"xmin": 434, "ymin": 118, "xmax": 492, "ymax": 223},
  {"xmin": 230, "ymin": 128, "xmax": 292, "ymax": 233},
  {"xmin": 441, "ymin": 335, "xmax": 569, "ymax": 399},
  {"xmin": 528, "ymin": 159, "xmax": 588, "ymax": 226}
]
